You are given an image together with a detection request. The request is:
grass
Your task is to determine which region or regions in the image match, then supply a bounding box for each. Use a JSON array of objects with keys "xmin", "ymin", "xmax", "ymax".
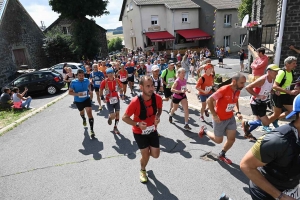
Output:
[
  {"xmin": 106, "ymin": 32, "xmax": 124, "ymax": 41},
  {"xmin": 0, "ymin": 109, "xmax": 31, "ymax": 129}
]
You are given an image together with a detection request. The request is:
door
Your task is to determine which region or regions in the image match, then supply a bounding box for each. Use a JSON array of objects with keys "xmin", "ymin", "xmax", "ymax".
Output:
[
  {"xmin": 13, "ymin": 49, "xmax": 28, "ymax": 68},
  {"xmin": 28, "ymin": 73, "xmax": 48, "ymax": 92}
]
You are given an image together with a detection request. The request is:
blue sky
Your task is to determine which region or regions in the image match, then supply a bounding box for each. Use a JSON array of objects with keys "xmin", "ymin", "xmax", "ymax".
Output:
[{"xmin": 19, "ymin": 0, "xmax": 122, "ymax": 29}]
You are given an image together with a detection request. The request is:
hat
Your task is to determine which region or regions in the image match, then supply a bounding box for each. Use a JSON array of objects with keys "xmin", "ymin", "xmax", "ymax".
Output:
[
  {"xmin": 204, "ymin": 64, "xmax": 213, "ymax": 70},
  {"xmin": 121, "ymin": 64, "xmax": 124, "ymax": 67},
  {"xmin": 128, "ymin": 58, "xmax": 131, "ymax": 61},
  {"xmin": 267, "ymin": 64, "xmax": 280, "ymax": 71},
  {"xmin": 151, "ymin": 65, "xmax": 160, "ymax": 71},
  {"xmin": 98, "ymin": 60, "xmax": 102, "ymax": 63},
  {"xmin": 106, "ymin": 68, "xmax": 114, "ymax": 74},
  {"xmin": 286, "ymin": 94, "xmax": 300, "ymax": 119},
  {"xmin": 140, "ymin": 61, "xmax": 144, "ymax": 64},
  {"xmin": 168, "ymin": 60, "xmax": 174, "ymax": 64}
]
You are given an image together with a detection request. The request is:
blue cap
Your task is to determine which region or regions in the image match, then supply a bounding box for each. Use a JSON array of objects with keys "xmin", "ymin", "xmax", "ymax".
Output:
[
  {"xmin": 286, "ymin": 94, "xmax": 300, "ymax": 119},
  {"xmin": 106, "ymin": 68, "xmax": 114, "ymax": 74}
]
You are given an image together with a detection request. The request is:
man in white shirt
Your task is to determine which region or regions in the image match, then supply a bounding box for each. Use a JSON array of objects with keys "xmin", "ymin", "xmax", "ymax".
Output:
[{"xmin": 145, "ymin": 60, "xmax": 153, "ymax": 76}]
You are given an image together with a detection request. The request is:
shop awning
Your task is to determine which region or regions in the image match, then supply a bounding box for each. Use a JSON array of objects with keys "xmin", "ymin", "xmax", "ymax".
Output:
[
  {"xmin": 176, "ymin": 28, "xmax": 211, "ymax": 41},
  {"xmin": 145, "ymin": 31, "xmax": 175, "ymax": 42}
]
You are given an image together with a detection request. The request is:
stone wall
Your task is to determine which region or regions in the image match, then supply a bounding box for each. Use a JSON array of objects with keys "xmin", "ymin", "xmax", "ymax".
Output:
[{"xmin": 0, "ymin": 0, "xmax": 48, "ymax": 87}]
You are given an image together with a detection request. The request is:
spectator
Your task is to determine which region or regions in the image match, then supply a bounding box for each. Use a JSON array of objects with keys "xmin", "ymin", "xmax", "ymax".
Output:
[
  {"xmin": 238, "ymin": 49, "xmax": 246, "ymax": 72},
  {"xmin": 12, "ymin": 87, "xmax": 32, "ymax": 109},
  {"xmin": 250, "ymin": 48, "xmax": 268, "ymax": 82},
  {"xmin": 181, "ymin": 54, "xmax": 190, "ymax": 80},
  {"xmin": 170, "ymin": 51, "xmax": 174, "ymax": 60},
  {"xmin": 0, "ymin": 88, "xmax": 13, "ymax": 109},
  {"xmin": 177, "ymin": 51, "xmax": 182, "ymax": 62},
  {"xmin": 225, "ymin": 45, "xmax": 230, "ymax": 57},
  {"xmin": 289, "ymin": 45, "xmax": 300, "ymax": 54}
]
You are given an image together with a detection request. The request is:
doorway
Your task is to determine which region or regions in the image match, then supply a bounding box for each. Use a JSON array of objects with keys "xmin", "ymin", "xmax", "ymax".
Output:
[{"xmin": 13, "ymin": 49, "xmax": 28, "ymax": 68}]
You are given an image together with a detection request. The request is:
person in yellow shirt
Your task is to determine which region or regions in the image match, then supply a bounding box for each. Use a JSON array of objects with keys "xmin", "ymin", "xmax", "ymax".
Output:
[{"xmin": 98, "ymin": 60, "xmax": 107, "ymax": 77}]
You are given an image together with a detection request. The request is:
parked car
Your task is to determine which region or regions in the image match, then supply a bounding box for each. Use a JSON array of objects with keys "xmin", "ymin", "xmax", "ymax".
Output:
[
  {"xmin": 40, "ymin": 62, "xmax": 83, "ymax": 77},
  {"xmin": 2, "ymin": 70, "xmax": 65, "ymax": 95}
]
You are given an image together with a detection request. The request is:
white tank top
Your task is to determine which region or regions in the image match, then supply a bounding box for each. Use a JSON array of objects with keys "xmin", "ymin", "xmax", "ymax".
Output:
[
  {"xmin": 250, "ymin": 74, "xmax": 273, "ymax": 105},
  {"xmin": 12, "ymin": 93, "xmax": 21, "ymax": 102}
]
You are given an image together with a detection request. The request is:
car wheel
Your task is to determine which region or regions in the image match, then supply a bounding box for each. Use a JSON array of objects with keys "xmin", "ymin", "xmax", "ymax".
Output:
[{"xmin": 47, "ymin": 85, "xmax": 57, "ymax": 95}]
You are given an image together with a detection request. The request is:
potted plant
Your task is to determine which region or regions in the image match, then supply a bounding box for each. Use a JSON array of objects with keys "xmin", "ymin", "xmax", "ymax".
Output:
[{"xmin": 245, "ymin": 21, "xmax": 261, "ymax": 31}]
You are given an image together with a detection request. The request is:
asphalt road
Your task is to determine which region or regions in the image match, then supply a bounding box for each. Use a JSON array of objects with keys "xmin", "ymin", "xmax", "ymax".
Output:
[
  {"xmin": 29, "ymin": 88, "xmax": 68, "ymax": 109},
  {"xmin": 0, "ymin": 77, "xmax": 264, "ymax": 200}
]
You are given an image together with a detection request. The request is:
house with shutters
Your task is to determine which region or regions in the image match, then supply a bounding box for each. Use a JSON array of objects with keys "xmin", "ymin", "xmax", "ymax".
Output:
[
  {"xmin": 119, "ymin": 0, "xmax": 214, "ymax": 51},
  {"xmin": 0, "ymin": 0, "xmax": 48, "ymax": 88}
]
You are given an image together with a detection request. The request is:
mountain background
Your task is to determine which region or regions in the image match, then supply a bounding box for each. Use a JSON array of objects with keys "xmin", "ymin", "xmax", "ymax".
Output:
[{"xmin": 107, "ymin": 26, "xmax": 123, "ymax": 34}]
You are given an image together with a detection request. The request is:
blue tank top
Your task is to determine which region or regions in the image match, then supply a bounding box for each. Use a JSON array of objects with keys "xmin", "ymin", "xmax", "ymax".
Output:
[
  {"xmin": 90, "ymin": 71, "xmax": 105, "ymax": 88},
  {"xmin": 126, "ymin": 66, "xmax": 135, "ymax": 74},
  {"xmin": 70, "ymin": 78, "xmax": 90, "ymax": 102}
]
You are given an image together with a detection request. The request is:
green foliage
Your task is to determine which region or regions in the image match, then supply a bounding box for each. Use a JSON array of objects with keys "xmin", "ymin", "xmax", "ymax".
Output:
[
  {"xmin": 238, "ymin": 0, "xmax": 253, "ymax": 22},
  {"xmin": 43, "ymin": 27, "xmax": 76, "ymax": 65},
  {"xmin": 49, "ymin": 0, "xmax": 109, "ymax": 19},
  {"xmin": 108, "ymin": 37, "xmax": 123, "ymax": 52}
]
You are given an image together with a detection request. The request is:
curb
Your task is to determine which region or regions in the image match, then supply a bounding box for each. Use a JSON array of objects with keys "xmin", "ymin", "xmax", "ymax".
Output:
[{"xmin": 0, "ymin": 92, "xmax": 69, "ymax": 136}]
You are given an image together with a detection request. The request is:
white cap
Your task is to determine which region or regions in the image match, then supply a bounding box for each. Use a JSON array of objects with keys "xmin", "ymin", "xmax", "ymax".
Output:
[
  {"xmin": 151, "ymin": 65, "xmax": 160, "ymax": 71},
  {"xmin": 128, "ymin": 58, "xmax": 131, "ymax": 61}
]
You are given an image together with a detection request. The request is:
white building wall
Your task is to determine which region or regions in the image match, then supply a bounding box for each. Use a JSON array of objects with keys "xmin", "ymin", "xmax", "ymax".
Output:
[{"xmin": 173, "ymin": 9, "xmax": 199, "ymax": 30}]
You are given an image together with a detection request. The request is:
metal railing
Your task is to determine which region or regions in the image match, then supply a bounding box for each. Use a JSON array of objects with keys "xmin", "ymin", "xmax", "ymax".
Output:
[{"xmin": 248, "ymin": 24, "xmax": 276, "ymax": 53}]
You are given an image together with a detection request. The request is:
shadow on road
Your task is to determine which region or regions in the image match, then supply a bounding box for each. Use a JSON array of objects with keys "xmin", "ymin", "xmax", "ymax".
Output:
[
  {"xmin": 147, "ymin": 170, "xmax": 179, "ymax": 200},
  {"xmin": 30, "ymin": 89, "xmax": 67, "ymax": 99},
  {"xmin": 78, "ymin": 128, "xmax": 103, "ymax": 160},
  {"xmin": 160, "ymin": 136, "xmax": 192, "ymax": 158},
  {"xmin": 218, "ymin": 161, "xmax": 249, "ymax": 185},
  {"xmin": 112, "ymin": 134, "xmax": 138, "ymax": 159}
]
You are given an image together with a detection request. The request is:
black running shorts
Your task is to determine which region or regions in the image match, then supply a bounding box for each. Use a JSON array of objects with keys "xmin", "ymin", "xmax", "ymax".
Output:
[
  {"xmin": 133, "ymin": 131, "xmax": 159, "ymax": 149},
  {"xmin": 250, "ymin": 103, "xmax": 267, "ymax": 117},
  {"xmin": 172, "ymin": 95, "xmax": 187, "ymax": 104},
  {"xmin": 75, "ymin": 98, "xmax": 91, "ymax": 111},
  {"xmin": 272, "ymin": 94, "xmax": 294, "ymax": 108},
  {"xmin": 163, "ymin": 85, "xmax": 173, "ymax": 98}
]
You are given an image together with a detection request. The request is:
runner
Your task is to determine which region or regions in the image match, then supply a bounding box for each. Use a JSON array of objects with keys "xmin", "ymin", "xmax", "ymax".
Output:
[
  {"xmin": 100, "ymin": 68, "xmax": 125, "ymax": 134},
  {"xmin": 69, "ymin": 69, "xmax": 95, "ymax": 138},
  {"xmin": 90, "ymin": 64, "xmax": 105, "ymax": 110},
  {"xmin": 122, "ymin": 76, "xmax": 163, "ymax": 183},
  {"xmin": 169, "ymin": 68, "xmax": 192, "ymax": 130},
  {"xmin": 64, "ymin": 67, "xmax": 75, "ymax": 90},
  {"xmin": 117, "ymin": 64, "xmax": 128, "ymax": 97},
  {"xmin": 240, "ymin": 94, "xmax": 300, "ymax": 200},
  {"xmin": 196, "ymin": 64, "xmax": 214, "ymax": 122},
  {"xmin": 151, "ymin": 65, "xmax": 163, "ymax": 94},
  {"xmin": 242, "ymin": 64, "xmax": 280, "ymax": 139},
  {"xmin": 126, "ymin": 61, "xmax": 135, "ymax": 94},
  {"xmin": 137, "ymin": 61, "xmax": 146, "ymax": 83},
  {"xmin": 199, "ymin": 73, "xmax": 246, "ymax": 164},
  {"xmin": 161, "ymin": 61, "xmax": 176, "ymax": 112},
  {"xmin": 145, "ymin": 60, "xmax": 153, "ymax": 76}
]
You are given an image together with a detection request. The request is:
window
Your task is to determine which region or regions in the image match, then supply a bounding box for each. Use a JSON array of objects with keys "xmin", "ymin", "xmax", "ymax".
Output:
[
  {"xmin": 62, "ymin": 26, "xmax": 69, "ymax": 34},
  {"xmin": 14, "ymin": 75, "xmax": 30, "ymax": 85},
  {"xmin": 224, "ymin": 14, "xmax": 231, "ymax": 26},
  {"xmin": 240, "ymin": 34, "xmax": 246, "ymax": 45},
  {"xmin": 129, "ymin": 2, "xmax": 133, "ymax": 10},
  {"xmin": 224, "ymin": 36, "xmax": 230, "ymax": 47},
  {"xmin": 54, "ymin": 64, "xmax": 64, "ymax": 70},
  {"xmin": 182, "ymin": 13, "xmax": 188, "ymax": 23},
  {"xmin": 151, "ymin": 15, "xmax": 158, "ymax": 25},
  {"xmin": 31, "ymin": 73, "xmax": 45, "ymax": 81}
]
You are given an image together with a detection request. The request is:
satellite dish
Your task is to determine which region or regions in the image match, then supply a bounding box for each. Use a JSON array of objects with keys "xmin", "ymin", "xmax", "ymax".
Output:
[{"xmin": 241, "ymin": 14, "xmax": 249, "ymax": 28}]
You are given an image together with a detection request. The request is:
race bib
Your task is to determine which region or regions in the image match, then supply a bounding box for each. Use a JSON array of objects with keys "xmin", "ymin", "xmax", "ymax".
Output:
[
  {"xmin": 226, "ymin": 103, "xmax": 235, "ymax": 112},
  {"xmin": 79, "ymin": 91, "xmax": 87, "ymax": 98},
  {"xmin": 95, "ymin": 81, "xmax": 100, "ymax": 85},
  {"xmin": 262, "ymin": 90, "xmax": 269, "ymax": 96},
  {"xmin": 128, "ymin": 73, "xmax": 133, "ymax": 77},
  {"xmin": 286, "ymin": 86, "xmax": 291, "ymax": 90},
  {"xmin": 68, "ymin": 78, "xmax": 73, "ymax": 81},
  {"xmin": 205, "ymin": 86, "xmax": 212, "ymax": 92},
  {"xmin": 120, "ymin": 78, "xmax": 127, "ymax": 82},
  {"xmin": 94, "ymin": 76, "xmax": 100, "ymax": 80},
  {"xmin": 109, "ymin": 97, "xmax": 118, "ymax": 104},
  {"xmin": 142, "ymin": 125, "xmax": 155, "ymax": 135},
  {"xmin": 181, "ymin": 86, "xmax": 186, "ymax": 91},
  {"xmin": 283, "ymin": 185, "xmax": 300, "ymax": 199},
  {"xmin": 168, "ymin": 78, "xmax": 175, "ymax": 83},
  {"xmin": 154, "ymin": 81, "xmax": 158, "ymax": 87}
]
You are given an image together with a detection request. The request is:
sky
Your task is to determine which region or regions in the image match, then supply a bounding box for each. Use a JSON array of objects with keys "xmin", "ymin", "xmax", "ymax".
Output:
[{"xmin": 19, "ymin": 0, "xmax": 122, "ymax": 29}]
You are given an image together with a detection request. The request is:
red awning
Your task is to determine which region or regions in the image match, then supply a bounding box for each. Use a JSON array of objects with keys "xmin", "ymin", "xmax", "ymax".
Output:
[
  {"xmin": 145, "ymin": 31, "xmax": 175, "ymax": 42},
  {"xmin": 176, "ymin": 28, "xmax": 211, "ymax": 41}
]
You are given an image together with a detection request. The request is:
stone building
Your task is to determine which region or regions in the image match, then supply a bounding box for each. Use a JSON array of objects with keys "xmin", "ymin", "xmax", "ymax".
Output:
[
  {"xmin": 0, "ymin": 0, "xmax": 48, "ymax": 88},
  {"xmin": 45, "ymin": 17, "xmax": 108, "ymax": 59},
  {"xmin": 248, "ymin": 0, "xmax": 300, "ymax": 73}
]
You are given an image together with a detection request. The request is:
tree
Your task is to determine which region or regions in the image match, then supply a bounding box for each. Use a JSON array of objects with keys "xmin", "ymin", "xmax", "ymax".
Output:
[
  {"xmin": 108, "ymin": 37, "xmax": 123, "ymax": 52},
  {"xmin": 49, "ymin": 0, "xmax": 109, "ymax": 19},
  {"xmin": 108, "ymin": 38, "xmax": 116, "ymax": 52},
  {"xmin": 238, "ymin": 0, "xmax": 253, "ymax": 22}
]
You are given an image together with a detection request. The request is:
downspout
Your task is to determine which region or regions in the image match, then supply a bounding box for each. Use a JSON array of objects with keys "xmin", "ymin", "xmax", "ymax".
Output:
[
  {"xmin": 274, "ymin": 0, "xmax": 287, "ymax": 66},
  {"xmin": 139, "ymin": 5, "xmax": 144, "ymax": 49},
  {"xmin": 172, "ymin": 9, "xmax": 175, "ymax": 50}
]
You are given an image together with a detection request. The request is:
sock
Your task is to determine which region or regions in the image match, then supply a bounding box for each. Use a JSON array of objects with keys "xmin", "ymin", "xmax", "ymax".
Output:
[
  {"xmin": 89, "ymin": 118, "xmax": 94, "ymax": 131},
  {"xmin": 115, "ymin": 119, "xmax": 119, "ymax": 126},
  {"xmin": 81, "ymin": 115, "xmax": 86, "ymax": 121},
  {"xmin": 219, "ymin": 150, "xmax": 226, "ymax": 156},
  {"xmin": 185, "ymin": 122, "xmax": 188, "ymax": 125},
  {"xmin": 140, "ymin": 169, "xmax": 146, "ymax": 172},
  {"xmin": 248, "ymin": 120, "xmax": 261, "ymax": 133}
]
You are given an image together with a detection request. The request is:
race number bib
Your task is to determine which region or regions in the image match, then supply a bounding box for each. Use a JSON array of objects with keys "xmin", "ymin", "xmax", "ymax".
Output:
[
  {"xmin": 95, "ymin": 81, "xmax": 100, "ymax": 85},
  {"xmin": 69, "ymin": 78, "xmax": 74, "ymax": 81},
  {"xmin": 181, "ymin": 85, "xmax": 186, "ymax": 91},
  {"xmin": 142, "ymin": 125, "xmax": 155, "ymax": 135},
  {"xmin": 154, "ymin": 81, "xmax": 158, "ymax": 87},
  {"xmin": 205, "ymin": 86, "xmax": 212, "ymax": 92},
  {"xmin": 168, "ymin": 78, "xmax": 175, "ymax": 83},
  {"xmin": 226, "ymin": 103, "xmax": 235, "ymax": 112},
  {"xmin": 286, "ymin": 86, "xmax": 291, "ymax": 90},
  {"xmin": 120, "ymin": 77, "xmax": 127, "ymax": 82},
  {"xmin": 79, "ymin": 91, "xmax": 87, "ymax": 98},
  {"xmin": 128, "ymin": 73, "xmax": 133, "ymax": 77},
  {"xmin": 263, "ymin": 90, "xmax": 269, "ymax": 96},
  {"xmin": 283, "ymin": 185, "xmax": 300, "ymax": 199},
  {"xmin": 109, "ymin": 97, "xmax": 118, "ymax": 104}
]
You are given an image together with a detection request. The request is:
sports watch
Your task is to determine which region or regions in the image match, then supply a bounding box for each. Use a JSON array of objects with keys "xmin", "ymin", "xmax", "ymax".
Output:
[
  {"xmin": 275, "ymin": 192, "xmax": 283, "ymax": 200},
  {"xmin": 135, "ymin": 122, "xmax": 140, "ymax": 127}
]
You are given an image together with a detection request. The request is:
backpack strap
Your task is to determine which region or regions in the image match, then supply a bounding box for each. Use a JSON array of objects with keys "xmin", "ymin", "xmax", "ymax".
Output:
[
  {"xmin": 138, "ymin": 94, "xmax": 146, "ymax": 120},
  {"xmin": 279, "ymin": 69, "xmax": 287, "ymax": 87},
  {"xmin": 163, "ymin": 69, "xmax": 168, "ymax": 82},
  {"xmin": 151, "ymin": 93, "xmax": 157, "ymax": 115},
  {"xmin": 201, "ymin": 76, "xmax": 205, "ymax": 84}
]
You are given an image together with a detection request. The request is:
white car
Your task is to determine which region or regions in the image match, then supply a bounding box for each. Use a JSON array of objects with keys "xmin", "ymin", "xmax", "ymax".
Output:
[{"xmin": 40, "ymin": 62, "xmax": 84, "ymax": 78}]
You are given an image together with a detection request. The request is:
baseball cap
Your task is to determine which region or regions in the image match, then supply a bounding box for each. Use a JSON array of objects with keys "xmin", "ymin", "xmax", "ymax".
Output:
[
  {"xmin": 151, "ymin": 65, "xmax": 160, "ymax": 71},
  {"xmin": 168, "ymin": 60, "xmax": 174, "ymax": 64},
  {"xmin": 204, "ymin": 64, "xmax": 213, "ymax": 70},
  {"xmin": 106, "ymin": 68, "xmax": 114, "ymax": 74},
  {"xmin": 267, "ymin": 64, "xmax": 280, "ymax": 71},
  {"xmin": 128, "ymin": 58, "xmax": 131, "ymax": 61},
  {"xmin": 286, "ymin": 94, "xmax": 300, "ymax": 119}
]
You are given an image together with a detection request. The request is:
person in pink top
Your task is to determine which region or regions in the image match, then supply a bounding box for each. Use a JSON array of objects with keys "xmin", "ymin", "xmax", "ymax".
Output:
[{"xmin": 250, "ymin": 48, "xmax": 269, "ymax": 82}]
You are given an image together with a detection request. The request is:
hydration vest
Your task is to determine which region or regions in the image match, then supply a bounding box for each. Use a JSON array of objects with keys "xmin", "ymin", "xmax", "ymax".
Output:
[{"xmin": 137, "ymin": 93, "xmax": 157, "ymax": 120}]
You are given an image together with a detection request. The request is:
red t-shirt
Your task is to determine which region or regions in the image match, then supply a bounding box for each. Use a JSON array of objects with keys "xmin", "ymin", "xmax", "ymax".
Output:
[
  {"xmin": 100, "ymin": 78, "xmax": 122, "ymax": 101},
  {"xmin": 211, "ymin": 85, "xmax": 240, "ymax": 121},
  {"xmin": 196, "ymin": 74, "xmax": 214, "ymax": 95},
  {"xmin": 125, "ymin": 94, "xmax": 163, "ymax": 134},
  {"xmin": 119, "ymin": 70, "xmax": 127, "ymax": 82}
]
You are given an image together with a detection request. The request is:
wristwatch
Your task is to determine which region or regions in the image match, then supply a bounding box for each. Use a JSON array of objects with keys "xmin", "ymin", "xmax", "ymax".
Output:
[
  {"xmin": 275, "ymin": 192, "xmax": 283, "ymax": 200},
  {"xmin": 135, "ymin": 122, "xmax": 140, "ymax": 127}
]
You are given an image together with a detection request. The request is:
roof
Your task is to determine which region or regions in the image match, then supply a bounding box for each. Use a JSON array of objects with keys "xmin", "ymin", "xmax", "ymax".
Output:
[
  {"xmin": 198, "ymin": 0, "xmax": 241, "ymax": 9},
  {"xmin": 0, "ymin": 0, "xmax": 8, "ymax": 24},
  {"xmin": 119, "ymin": 0, "xmax": 200, "ymax": 21}
]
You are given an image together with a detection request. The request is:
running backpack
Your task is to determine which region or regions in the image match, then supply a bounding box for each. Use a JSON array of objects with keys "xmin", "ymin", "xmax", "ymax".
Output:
[
  {"xmin": 279, "ymin": 69, "xmax": 294, "ymax": 88},
  {"xmin": 137, "ymin": 93, "xmax": 157, "ymax": 120},
  {"xmin": 163, "ymin": 69, "xmax": 176, "ymax": 82}
]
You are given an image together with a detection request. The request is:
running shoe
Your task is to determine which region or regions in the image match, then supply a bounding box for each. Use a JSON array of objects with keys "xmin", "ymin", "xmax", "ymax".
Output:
[
  {"xmin": 83, "ymin": 120, "xmax": 87, "ymax": 126},
  {"xmin": 242, "ymin": 120, "xmax": 250, "ymax": 135},
  {"xmin": 218, "ymin": 155, "xmax": 232, "ymax": 164},
  {"xmin": 113, "ymin": 126, "xmax": 120, "ymax": 134},
  {"xmin": 90, "ymin": 130, "xmax": 95, "ymax": 138},
  {"xmin": 99, "ymin": 105, "xmax": 102, "ymax": 111},
  {"xmin": 262, "ymin": 126, "xmax": 272, "ymax": 132},
  {"xmin": 169, "ymin": 116, "xmax": 173, "ymax": 123},
  {"xmin": 200, "ymin": 116, "xmax": 205, "ymax": 122},
  {"xmin": 108, "ymin": 117, "xmax": 112, "ymax": 125},
  {"xmin": 184, "ymin": 124, "xmax": 191, "ymax": 130},
  {"xmin": 140, "ymin": 170, "xmax": 148, "ymax": 183},
  {"xmin": 272, "ymin": 119, "xmax": 279, "ymax": 128},
  {"xmin": 198, "ymin": 125, "xmax": 206, "ymax": 138},
  {"xmin": 204, "ymin": 109, "xmax": 209, "ymax": 117}
]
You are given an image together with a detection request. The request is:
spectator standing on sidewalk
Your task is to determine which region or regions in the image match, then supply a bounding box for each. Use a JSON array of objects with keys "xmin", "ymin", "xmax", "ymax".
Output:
[
  {"xmin": 250, "ymin": 48, "xmax": 268, "ymax": 82},
  {"xmin": 181, "ymin": 54, "xmax": 190, "ymax": 80},
  {"xmin": 238, "ymin": 49, "xmax": 245, "ymax": 72}
]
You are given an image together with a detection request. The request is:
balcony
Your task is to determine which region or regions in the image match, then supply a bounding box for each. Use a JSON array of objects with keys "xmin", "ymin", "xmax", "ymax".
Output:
[{"xmin": 248, "ymin": 24, "xmax": 276, "ymax": 54}]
